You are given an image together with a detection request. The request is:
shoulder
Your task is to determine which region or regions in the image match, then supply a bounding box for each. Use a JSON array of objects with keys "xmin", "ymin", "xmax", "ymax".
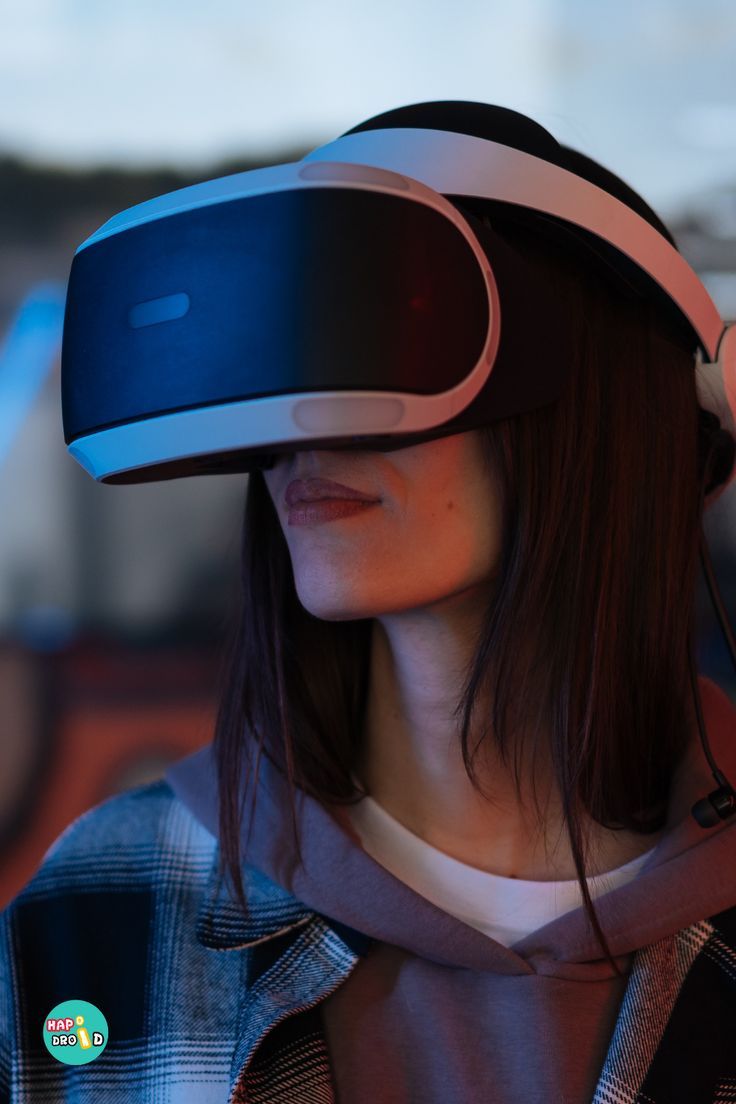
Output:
[
  {"xmin": 8, "ymin": 776, "xmax": 217, "ymax": 909},
  {"xmin": 0, "ymin": 774, "xmax": 220, "ymax": 988},
  {"xmin": 0, "ymin": 776, "xmax": 220, "ymax": 967},
  {"xmin": 41, "ymin": 774, "xmax": 207, "ymax": 858}
]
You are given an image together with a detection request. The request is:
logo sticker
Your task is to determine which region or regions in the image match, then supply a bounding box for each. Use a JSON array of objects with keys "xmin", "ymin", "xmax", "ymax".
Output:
[{"xmin": 43, "ymin": 1000, "xmax": 108, "ymax": 1065}]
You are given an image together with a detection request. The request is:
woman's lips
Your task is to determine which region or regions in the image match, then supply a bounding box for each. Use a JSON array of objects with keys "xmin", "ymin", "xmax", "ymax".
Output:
[
  {"xmin": 284, "ymin": 477, "xmax": 382, "ymax": 526},
  {"xmin": 284, "ymin": 477, "xmax": 381, "ymax": 507},
  {"xmin": 287, "ymin": 499, "xmax": 382, "ymax": 526}
]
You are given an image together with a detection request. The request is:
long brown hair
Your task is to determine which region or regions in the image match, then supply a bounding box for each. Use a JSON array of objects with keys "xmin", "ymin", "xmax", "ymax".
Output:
[{"xmin": 212, "ymin": 209, "xmax": 726, "ymax": 980}]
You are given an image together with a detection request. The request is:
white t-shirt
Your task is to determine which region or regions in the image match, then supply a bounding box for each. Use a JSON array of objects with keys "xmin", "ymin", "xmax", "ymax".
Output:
[{"xmin": 346, "ymin": 791, "xmax": 659, "ymax": 948}]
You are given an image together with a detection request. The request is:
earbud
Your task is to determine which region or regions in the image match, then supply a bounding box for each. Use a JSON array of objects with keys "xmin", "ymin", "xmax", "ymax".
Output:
[{"xmin": 691, "ymin": 778, "xmax": 736, "ymax": 828}]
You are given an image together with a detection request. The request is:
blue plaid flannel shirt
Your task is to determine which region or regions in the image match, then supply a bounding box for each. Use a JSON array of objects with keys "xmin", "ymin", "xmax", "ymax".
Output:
[{"xmin": 2, "ymin": 776, "xmax": 736, "ymax": 1102}]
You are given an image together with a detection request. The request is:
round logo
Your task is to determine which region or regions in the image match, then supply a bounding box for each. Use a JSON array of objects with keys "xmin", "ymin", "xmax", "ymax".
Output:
[{"xmin": 42, "ymin": 1000, "xmax": 108, "ymax": 1065}]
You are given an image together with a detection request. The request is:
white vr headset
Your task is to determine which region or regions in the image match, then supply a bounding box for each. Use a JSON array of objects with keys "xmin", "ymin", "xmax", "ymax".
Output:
[{"xmin": 60, "ymin": 125, "xmax": 736, "ymax": 498}]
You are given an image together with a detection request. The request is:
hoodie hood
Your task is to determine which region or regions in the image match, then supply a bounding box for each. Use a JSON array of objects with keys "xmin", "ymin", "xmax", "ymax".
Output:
[{"xmin": 165, "ymin": 674, "xmax": 736, "ymax": 980}]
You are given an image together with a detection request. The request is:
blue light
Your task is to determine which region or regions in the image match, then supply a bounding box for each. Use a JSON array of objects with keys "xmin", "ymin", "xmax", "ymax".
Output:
[
  {"xmin": 0, "ymin": 281, "xmax": 66, "ymax": 470},
  {"xmin": 15, "ymin": 604, "xmax": 77, "ymax": 652}
]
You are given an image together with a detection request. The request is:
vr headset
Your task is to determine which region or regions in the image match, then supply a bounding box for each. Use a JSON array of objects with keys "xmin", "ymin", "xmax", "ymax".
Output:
[{"xmin": 60, "ymin": 122, "xmax": 736, "ymax": 499}]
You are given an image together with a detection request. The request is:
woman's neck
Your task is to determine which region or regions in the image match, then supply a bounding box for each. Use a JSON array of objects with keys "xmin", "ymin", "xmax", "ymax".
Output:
[{"xmin": 352, "ymin": 614, "xmax": 674, "ymax": 883}]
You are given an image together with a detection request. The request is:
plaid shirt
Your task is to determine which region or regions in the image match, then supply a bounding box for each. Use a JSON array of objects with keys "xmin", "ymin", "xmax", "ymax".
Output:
[{"xmin": 2, "ymin": 776, "xmax": 736, "ymax": 1103}]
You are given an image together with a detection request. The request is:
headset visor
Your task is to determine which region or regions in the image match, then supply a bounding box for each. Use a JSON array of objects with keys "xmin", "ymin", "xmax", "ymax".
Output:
[{"xmin": 62, "ymin": 184, "xmax": 494, "ymax": 480}]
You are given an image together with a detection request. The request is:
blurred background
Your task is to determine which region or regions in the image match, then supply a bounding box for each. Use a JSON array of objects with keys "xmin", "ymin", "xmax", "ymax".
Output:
[{"xmin": 1, "ymin": 0, "xmax": 735, "ymax": 909}]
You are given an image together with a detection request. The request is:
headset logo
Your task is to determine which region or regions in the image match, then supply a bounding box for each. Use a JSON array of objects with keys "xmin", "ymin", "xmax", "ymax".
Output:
[{"xmin": 43, "ymin": 1000, "xmax": 108, "ymax": 1066}]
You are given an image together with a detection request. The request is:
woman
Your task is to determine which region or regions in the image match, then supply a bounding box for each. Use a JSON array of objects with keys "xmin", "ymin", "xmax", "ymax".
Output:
[{"xmin": 2, "ymin": 101, "xmax": 736, "ymax": 1104}]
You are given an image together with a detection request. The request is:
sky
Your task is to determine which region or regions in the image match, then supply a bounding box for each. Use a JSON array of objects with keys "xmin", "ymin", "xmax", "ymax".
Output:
[{"xmin": 1, "ymin": 0, "xmax": 736, "ymax": 219}]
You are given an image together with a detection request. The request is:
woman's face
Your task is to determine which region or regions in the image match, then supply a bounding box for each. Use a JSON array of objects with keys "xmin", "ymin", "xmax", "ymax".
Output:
[{"xmin": 261, "ymin": 429, "xmax": 503, "ymax": 621}]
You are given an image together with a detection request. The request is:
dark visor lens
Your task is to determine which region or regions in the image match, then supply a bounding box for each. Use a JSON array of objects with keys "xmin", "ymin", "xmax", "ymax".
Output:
[{"xmin": 62, "ymin": 187, "xmax": 491, "ymax": 449}]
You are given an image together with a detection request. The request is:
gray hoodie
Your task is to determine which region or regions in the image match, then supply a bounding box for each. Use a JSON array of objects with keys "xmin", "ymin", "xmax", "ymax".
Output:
[{"xmin": 165, "ymin": 673, "xmax": 736, "ymax": 1103}]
